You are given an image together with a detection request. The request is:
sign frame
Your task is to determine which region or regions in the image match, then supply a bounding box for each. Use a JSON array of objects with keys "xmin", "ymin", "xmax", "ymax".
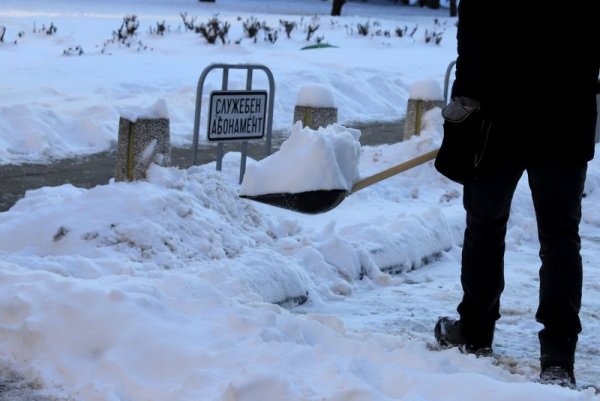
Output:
[
  {"xmin": 207, "ymin": 90, "xmax": 268, "ymax": 142},
  {"xmin": 191, "ymin": 63, "xmax": 275, "ymax": 184}
]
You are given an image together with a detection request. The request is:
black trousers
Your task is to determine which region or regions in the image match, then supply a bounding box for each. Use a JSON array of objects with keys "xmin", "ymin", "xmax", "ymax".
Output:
[{"xmin": 457, "ymin": 162, "xmax": 587, "ymax": 367}]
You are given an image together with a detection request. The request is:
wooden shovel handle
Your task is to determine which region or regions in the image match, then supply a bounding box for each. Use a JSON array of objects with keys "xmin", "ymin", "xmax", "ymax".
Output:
[{"xmin": 350, "ymin": 148, "xmax": 439, "ymax": 193}]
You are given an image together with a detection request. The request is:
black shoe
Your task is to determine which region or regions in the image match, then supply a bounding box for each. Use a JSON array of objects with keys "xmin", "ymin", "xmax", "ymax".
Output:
[
  {"xmin": 434, "ymin": 317, "xmax": 493, "ymax": 357},
  {"xmin": 539, "ymin": 365, "xmax": 576, "ymax": 389}
]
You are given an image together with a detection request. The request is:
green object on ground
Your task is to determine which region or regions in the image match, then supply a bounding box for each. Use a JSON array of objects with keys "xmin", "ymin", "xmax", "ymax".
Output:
[{"xmin": 300, "ymin": 43, "xmax": 338, "ymax": 50}]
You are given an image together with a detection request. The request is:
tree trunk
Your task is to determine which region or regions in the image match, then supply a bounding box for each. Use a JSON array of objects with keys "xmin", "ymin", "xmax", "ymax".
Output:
[
  {"xmin": 449, "ymin": 0, "xmax": 457, "ymax": 16},
  {"xmin": 331, "ymin": 0, "xmax": 345, "ymax": 16}
]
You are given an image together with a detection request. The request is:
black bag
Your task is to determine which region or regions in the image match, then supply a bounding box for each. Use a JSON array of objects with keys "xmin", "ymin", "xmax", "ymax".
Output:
[{"xmin": 434, "ymin": 97, "xmax": 490, "ymax": 184}]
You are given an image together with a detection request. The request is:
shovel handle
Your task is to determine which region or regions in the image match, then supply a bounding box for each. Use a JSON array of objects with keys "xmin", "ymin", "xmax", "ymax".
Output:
[{"xmin": 350, "ymin": 148, "xmax": 439, "ymax": 193}]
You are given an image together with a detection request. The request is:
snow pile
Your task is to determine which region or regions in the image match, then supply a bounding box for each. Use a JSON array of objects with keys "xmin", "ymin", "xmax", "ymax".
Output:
[
  {"xmin": 239, "ymin": 122, "xmax": 362, "ymax": 195},
  {"xmin": 0, "ymin": 104, "xmax": 114, "ymax": 163},
  {"xmin": 0, "ymin": 113, "xmax": 599, "ymax": 399}
]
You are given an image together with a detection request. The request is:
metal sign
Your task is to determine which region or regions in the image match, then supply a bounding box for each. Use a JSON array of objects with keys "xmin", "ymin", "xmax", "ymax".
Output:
[
  {"xmin": 207, "ymin": 90, "xmax": 268, "ymax": 141},
  {"xmin": 192, "ymin": 63, "xmax": 275, "ymax": 184}
]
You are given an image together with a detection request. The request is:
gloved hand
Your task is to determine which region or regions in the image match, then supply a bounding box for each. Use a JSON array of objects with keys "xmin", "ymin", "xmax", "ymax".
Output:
[{"xmin": 442, "ymin": 96, "xmax": 481, "ymax": 123}]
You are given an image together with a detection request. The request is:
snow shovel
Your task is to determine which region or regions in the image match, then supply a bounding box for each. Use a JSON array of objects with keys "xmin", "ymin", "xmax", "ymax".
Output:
[{"xmin": 240, "ymin": 148, "xmax": 439, "ymax": 214}]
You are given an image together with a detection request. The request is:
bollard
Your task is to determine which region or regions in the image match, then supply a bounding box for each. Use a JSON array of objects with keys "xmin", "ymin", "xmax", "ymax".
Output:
[
  {"xmin": 293, "ymin": 84, "xmax": 337, "ymax": 129},
  {"xmin": 115, "ymin": 116, "xmax": 171, "ymax": 182},
  {"xmin": 403, "ymin": 79, "xmax": 445, "ymax": 140}
]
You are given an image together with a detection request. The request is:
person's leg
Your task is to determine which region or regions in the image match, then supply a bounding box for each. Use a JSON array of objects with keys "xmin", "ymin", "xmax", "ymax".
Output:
[
  {"xmin": 456, "ymin": 165, "xmax": 524, "ymax": 347},
  {"xmin": 528, "ymin": 163, "xmax": 587, "ymax": 378}
]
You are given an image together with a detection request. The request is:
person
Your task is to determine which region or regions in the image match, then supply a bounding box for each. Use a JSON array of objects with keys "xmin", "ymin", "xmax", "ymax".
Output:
[{"xmin": 433, "ymin": 0, "xmax": 599, "ymax": 389}]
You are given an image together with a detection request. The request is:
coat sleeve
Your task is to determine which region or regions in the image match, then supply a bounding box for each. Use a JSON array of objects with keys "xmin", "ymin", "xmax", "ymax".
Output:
[{"xmin": 450, "ymin": 0, "xmax": 483, "ymax": 100}]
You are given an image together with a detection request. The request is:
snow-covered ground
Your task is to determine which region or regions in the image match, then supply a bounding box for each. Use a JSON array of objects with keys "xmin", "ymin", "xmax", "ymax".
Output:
[
  {"xmin": 0, "ymin": 0, "xmax": 455, "ymax": 164},
  {"xmin": 1, "ymin": 1, "xmax": 600, "ymax": 400}
]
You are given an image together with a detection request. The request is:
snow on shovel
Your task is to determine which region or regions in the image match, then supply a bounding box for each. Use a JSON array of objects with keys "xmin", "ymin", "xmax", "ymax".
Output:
[{"xmin": 239, "ymin": 122, "xmax": 439, "ymax": 214}]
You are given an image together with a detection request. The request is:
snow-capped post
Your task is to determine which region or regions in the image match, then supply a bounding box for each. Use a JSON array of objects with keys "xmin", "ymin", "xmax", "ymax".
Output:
[
  {"xmin": 403, "ymin": 79, "xmax": 445, "ymax": 140},
  {"xmin": 293, "ymin": 84, "xmax": 337, "ymax": 130},
  {"xmin": 115, "ymin": 99, "xmax": 171, "ymax": 182}
]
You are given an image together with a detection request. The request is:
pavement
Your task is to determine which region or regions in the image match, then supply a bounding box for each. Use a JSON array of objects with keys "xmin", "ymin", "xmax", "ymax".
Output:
[{"xmin": 0, "ymin": 120, "xmax": 405, "ymax": 212}]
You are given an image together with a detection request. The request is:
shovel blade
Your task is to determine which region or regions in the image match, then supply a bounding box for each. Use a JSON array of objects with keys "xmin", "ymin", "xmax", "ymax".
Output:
[{"xmin": 240, "ymin": 189, "xmax": 349, "ymax": 214}]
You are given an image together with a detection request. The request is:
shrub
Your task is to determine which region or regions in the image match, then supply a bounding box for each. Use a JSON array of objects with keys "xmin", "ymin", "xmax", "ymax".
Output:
[
  {"xmin": 32, "ymin": 22, "xmax": 58, "ymax": 35},
  {"xmin": 395, "ymin": 26, "xmax": 408, "ymax": 37},
  {"xmin": 150, "ymin": 21, "xmax": 167, "ymax": 36},
  {"xmin": 180, "ymin": 12, "xmax": 197, "ymax": 31},
  {"xmin": 263, "ymin": 25, "xmax": 278, "ymax": 44},
  {"xmin": 63, "ymin": 45, "xmax": 84, "ymax": 56},
  {"xmin": 279, "ymin": 19, "xmax": 296, "ymax": 39},
  {"xmin": 357, "ymin": 21, "xmax": 369, "ymax": 36},
  {"xmin": 305, "ymin": 16, "xmax": 320, "ymax": 41},
  {"xmin": 42, "ymin": 22, "xmax": 57, "ymax": 35},
  {"xmin": 424, "ymin": 29, "xmax": 443, "ymax": 45},
  {"xmin": 196, "ymin": 16, "xmax": 229, "ymax": 44},
  {"xmin": 100, "ymin": 14, "xmax": 151, "ymax": 53},
  {"xmin": 116, "ymin": 15, "xmax": 139, "ymax": 43},
  {"xmin": 240, "ymin": 16, "xmax": 262, "ymax": 41}
]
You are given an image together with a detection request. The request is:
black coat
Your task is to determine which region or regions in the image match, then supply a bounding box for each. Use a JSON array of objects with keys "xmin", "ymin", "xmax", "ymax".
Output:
[{"xmin": 451, "ymin": 0, "xmax": 599, "ymax": 165}]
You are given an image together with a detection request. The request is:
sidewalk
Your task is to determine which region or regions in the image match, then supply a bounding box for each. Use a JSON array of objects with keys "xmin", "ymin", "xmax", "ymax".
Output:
[{"xmin": 0, "ymin": 120, "xmax": 404, "ymax": 212}]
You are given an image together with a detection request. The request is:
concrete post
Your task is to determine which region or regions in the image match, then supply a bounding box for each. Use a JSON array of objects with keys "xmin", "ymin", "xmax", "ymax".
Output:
[
  {"xmin": 403, "ymin": 79, "xmax": 444, "ymax": 141},
  {"xmin": 293, "ymin": 84, "xmax": 338, "ymax": 130},
  {"xmin": 115, "ymin": 117, "xmax": 171, "ymax": 181},
  {"xmin": 293, "ymin": 106, "xmax": 337, "ymax": 130}
]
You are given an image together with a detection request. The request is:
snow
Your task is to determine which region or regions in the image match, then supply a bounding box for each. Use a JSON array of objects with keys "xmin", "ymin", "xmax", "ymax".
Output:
[
  {"xmin": 1, "ymin": 0, "xmax": 600, "ymax": 400},
  {"xmin": 296, "ymin": 84, "xmax": 337, "ymax": 108},
  {"xmin": 120, "ymin": 98, "xmax": 169, "ymax": 122},
  {"xmin": 0, "ymin": 0, "xmax": 457, "ymax": 164},
  {"xmin": 409, "ymin": 79, "xmax": 444, "ymax": 101},
  {"xmin": 239, "ymin": 122, "xmax": 361, "ymax": 195}
]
